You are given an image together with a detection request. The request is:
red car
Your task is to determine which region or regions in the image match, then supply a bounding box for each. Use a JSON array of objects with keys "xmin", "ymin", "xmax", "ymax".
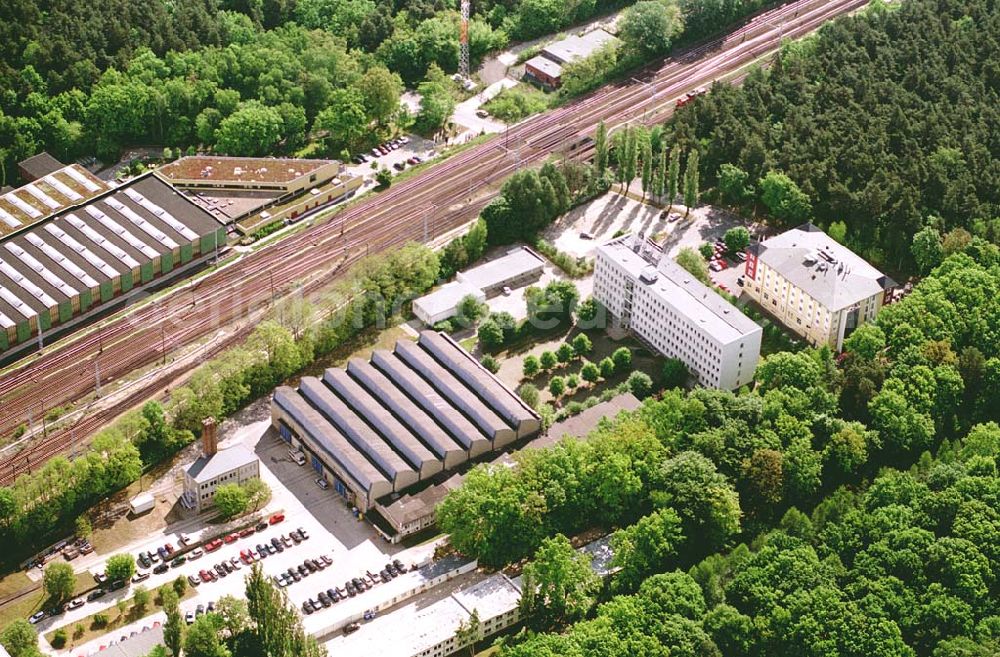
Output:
[
  {"xmin": 199, "ymin": 570, "xmax": 212, "ymax": 583},
  {"xmin": 238, "ymin": 528, "xmax": 255, "ymax": 538},
  {"xmin": 204, "ymin": 539, "xmax": 223, "ymax": 553},
  {"xmin": 269, "ymin": 513, "xmax": 285, "ymax": 525},
  {"xmin": 223, "ymin": 533, "xmax": 239, "ymax": 544}
]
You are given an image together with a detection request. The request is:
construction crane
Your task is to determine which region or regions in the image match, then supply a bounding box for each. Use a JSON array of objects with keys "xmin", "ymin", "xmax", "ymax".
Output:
[{"xmin": 459, "ymin": 0, "xmax": 470, "ymax": 79}]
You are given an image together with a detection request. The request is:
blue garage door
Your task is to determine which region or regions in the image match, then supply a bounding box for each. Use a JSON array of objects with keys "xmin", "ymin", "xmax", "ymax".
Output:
[
  {"xmin": 278, "ymin": 422, "xmax": 293, "ymax": 443},
  {"xmin": 311, "ymin": 454, "xmax": 324, "ymax": 474},
  {"xmin": 334, "ymin": 479, "xmax": 348, "ymax": 497}
]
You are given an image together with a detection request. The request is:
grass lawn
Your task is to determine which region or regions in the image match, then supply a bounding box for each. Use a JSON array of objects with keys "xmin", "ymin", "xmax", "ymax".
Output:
[
  {"xmin": 299, "ymin": 324, "xmax": 411, "ymax": 379},
  {"xmin": 45, "ymin": 585, "xmax": 195, "ymax": 651},
  {"xmin": 0, "ymin": 571, "xmax": 97, "ymax": 631}
]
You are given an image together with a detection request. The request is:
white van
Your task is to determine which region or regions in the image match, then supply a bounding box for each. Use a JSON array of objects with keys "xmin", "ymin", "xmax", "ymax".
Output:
[{"xmin": 288, "ymin": 449, "xmax": 306, "ymax": 466}]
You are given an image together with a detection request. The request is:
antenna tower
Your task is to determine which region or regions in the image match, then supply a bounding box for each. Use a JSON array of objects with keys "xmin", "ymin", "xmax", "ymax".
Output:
[{"xmin": 459, "ymin": 0, "xmax": 471, "ymax": 79}]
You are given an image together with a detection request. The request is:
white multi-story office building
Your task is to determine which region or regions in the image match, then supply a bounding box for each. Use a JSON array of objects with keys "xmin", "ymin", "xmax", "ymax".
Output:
[
  {"xmin": 743, "ymin": 223, "xmax": 895, "ymax": 350},
  {"xmin": 594, "ymin": 234, "xmax": 762, "ymax": 390}
]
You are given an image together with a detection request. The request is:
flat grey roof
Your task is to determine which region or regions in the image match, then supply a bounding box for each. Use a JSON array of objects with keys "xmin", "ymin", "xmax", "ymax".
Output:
[
  {"xmin": 413, "ymin": 281, "xmax": 483, "ymax": 319},
  {"xmin": 456, "ymin": 246, "xmax": 545, "ymax": 291},
  {"xmin": 599, "ymin": 234, "xmax": 761, "ymax": 344},
  {"xmin": 525, "ymin": 55, "xmax": 563, "ymax": 78},
  {"xmin": 752, "ymin": 223, "xmax": 895, "ymax": 310},
  {"xmin": 541, "ymin": 29, "xmax": 619, "ymax": 65},
  {"xmin": 186, "ymin": 443, "xmax": 257, "ymax": 483}
]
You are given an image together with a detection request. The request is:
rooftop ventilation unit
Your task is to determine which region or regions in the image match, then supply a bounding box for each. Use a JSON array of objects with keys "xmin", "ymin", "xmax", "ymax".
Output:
[{"xmin": 639, "ymin": 266, "xmax": 659, "ymax": 284}]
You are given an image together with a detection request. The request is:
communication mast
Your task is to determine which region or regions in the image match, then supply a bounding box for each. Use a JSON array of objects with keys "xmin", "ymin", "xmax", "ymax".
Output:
[{"xmin": 459, "ymin": 0, "xmax": 471, "ymax": 79}]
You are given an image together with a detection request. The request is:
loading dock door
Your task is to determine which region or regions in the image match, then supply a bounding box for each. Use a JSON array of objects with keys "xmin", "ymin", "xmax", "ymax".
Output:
[
  {"xmin": 278, "ymin": 421, "xmax": 294, "ymax": 443},
  {"xmin": 311, "ymin": 454, "xmax": 324, "ymax": 474},
  {"xmin": 334, "ymin": 479, "xmax": 348, "ymax": 497}
]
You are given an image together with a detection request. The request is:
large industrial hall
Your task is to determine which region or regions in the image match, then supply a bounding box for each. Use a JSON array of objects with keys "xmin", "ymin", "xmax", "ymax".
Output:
[{"xmin": 271, "ymin": 331, "xmax": 541, "ymax": 533}]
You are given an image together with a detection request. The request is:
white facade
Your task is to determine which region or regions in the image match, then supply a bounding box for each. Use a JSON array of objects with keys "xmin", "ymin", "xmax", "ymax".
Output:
[
  {"xmin": 412, "ymin": 281, "xmax": 485, "ymax": 326},
  {"xmin": 182, "ymin": 444, "xmax": 260, "ymax": 513},
  {"xmin": 594, "ymin": 234, "xmax": 761, "ymax": 390}
]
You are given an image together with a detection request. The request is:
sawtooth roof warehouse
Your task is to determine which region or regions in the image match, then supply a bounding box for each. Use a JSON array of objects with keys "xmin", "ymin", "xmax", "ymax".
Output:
[
  {"xmin": 270, "ymin": 331, "xmax": 541, "ymax": 540},
  {"xmin": 0, "ymin": 173, "xmax": 225, "ymax": 355}
]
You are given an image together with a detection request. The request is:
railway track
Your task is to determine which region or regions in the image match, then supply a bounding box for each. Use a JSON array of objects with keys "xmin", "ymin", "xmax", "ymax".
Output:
[{"xmin": 0, "ymin": 0, "xmax": 867, "ymax": 485}]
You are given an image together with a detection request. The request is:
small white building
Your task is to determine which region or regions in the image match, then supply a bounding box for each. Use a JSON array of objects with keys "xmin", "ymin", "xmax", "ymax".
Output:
[
  {"xmin": 182, "ymin": 418, "xmax": 260, "ymax": 513},
  {"xmin": 743, "ymin": 223, "xmax": 895, "ymax": 350},
  {"xmin": 412, "ymin": 281, "xmax": 484, "ymax": 326},
  {"xmin": 411, "ymin": 246, "xmax": 545, "ymax": 326},
  {"xmin": 594, "ymin": 234, "xmax": 762, "ymax": 390}
]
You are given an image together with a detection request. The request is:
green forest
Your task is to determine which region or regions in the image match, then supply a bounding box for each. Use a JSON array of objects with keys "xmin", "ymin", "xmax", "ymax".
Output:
[{"xmin": 666, "ymin": 0, "xmax": 1000, "ymax": 271}]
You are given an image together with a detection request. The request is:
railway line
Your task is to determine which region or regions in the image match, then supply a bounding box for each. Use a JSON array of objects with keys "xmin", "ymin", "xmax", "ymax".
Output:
[{"xmin": 0, "ymin": 0, "xmax": 866, "ymax": 485}]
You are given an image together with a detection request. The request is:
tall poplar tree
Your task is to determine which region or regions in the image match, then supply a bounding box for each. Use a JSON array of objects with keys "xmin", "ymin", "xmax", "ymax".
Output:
[
  {"xmin": 667, "ymin": 146, "xmax": 681, "ymax": 209},
  {"xmin": 641, "ymin": 136, "xmax": 653, "ymax": 198},
  {"xmin": 684, "ymin": 149, "xmax": 700, "ymax": 216},
  {"xmin": 594, "ymin": 121, "xmax": 608, "ymax": 176}
]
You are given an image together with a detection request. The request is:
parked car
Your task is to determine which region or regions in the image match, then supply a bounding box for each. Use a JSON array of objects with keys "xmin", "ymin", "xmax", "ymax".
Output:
[
  {"xmin": 204, "ymin": 539, "xmax": 223, "ymax": 552},
  {"xmin": 393, "ymin": 559, "xmax": 407, "ymax": 573},
  {"xmin": 476, "ymin": 108, "xmax": 489, "ymax": 118},
  {"xmin": 315, "ymin": 477, "xmax": 329, "ymax": 490},
  {"xmin": 94, "ymin": 571, "xmax": 108, "ymax": 584},
  {"xmin": 164, "ymin": 543, "xmax": 175, "ymax": 554},
  {"xmin": 178, "ymin": 533, "xmax": 192, "ymax": 546},
  {"xmin": 256, "ymin": 545, "xmax": 269, "ymax": 559},
  {"xmin": 199, "ymin": 570, "xmax": 212, "ymax": 583},
  {"xmin": 185, "ymin": 611, "xmax": 195, "ymax": 625},
  {"xmin": 255, "ymin": 521, "xmax": 269, "ymax": 532},
  {"xmin": 370, "ymin": 148, "xmax": 381, "ymax": 158},
  {"xmin": 29, "ymin": 611, "xmax": 46, "ymax": 624},
  {"xmin": 238, "ymin": 528, "xmax": 255, "ymax": 538},
  {"xmin": 302, "ymin": 600, "xmax": 314, "ymax": 614},
  {"xmin": 137, "ymin": 553, "xmax": 151, "ymax": 569},
  {"xmin": 189, "ymin": 548, "xmax": 204, "ymax": 560},
  {"xmin": 289, "ymin": 569, "xmax": 301, "ymax": 582},
  {"xmin": 196, "ymin": 604, "xmax": 205, "ymax": 616},
  {"xmin": 317, "ymin": 592, "xmax": 331, "ymax": 607},
  {"xmin": 156, "ymin": 547, "xmax": 168, "ymax": 560},
  {"xmin": 298, "ymin": 528, "xmax": 309, "ymax": 540},
  {"xmin": 87, "ymin": 589, "xmax": 107, "ymax": 602},
  {"xmin": 108, "ymin": 580, "xmax": 126, "ymax": 591},
  {"xmin": 153, "ymin": 564, "xmax": 169, "ymax": 575},
  {"xmin": 229, "ymin": 557, "xmax": 242, "ymax": 570},
  {"xmin": 269, "ymin": 513, "xmax": 285, "ymax": 525},
  {"xmin": 281, "ymin": 535, "xmax": 293, "ymax": 548},
  {"xmin": 223, "ymin": 533, "xmax": 239, "ymax": 544},
  {"xmin": 214, "ymin": 564, "xmax": 227, "ymax": 577},
  {"xmin": 132, "ymin": 572, "xmax": 150, "ymax": 584},
  {"xmin": 343, "ymin": 622, "xmax": 360, "ymax": 635},
  {"xmin": 65, "ymin": 598, "xmax": 84, "ymax": 611},
  {"xmin": 327, "ymin": 587, "xmax": 341, "ymax": 602},
  {"xmin": 289, "ymin": 531, "xmax": 302, "ymax": 543},
  {"xmin": 170, "ymin": 556, "xmax": 186, "ymax": 568},
  {"xmin": 320, "ymin": 555, "xmax": 333, "ymax": 567},
  {"xmin": 188, "ymin": 575, "xmax": 201, "ymax": 587}
]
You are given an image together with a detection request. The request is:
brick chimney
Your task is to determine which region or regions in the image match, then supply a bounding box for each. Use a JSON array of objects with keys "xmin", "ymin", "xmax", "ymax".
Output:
[{"xmin": 201, "ymin": 417, "xmax": 218, "ymax": 458}]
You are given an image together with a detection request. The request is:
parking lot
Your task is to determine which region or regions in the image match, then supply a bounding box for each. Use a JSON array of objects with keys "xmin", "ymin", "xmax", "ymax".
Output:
[
  {"xmin": 36, "ymin": 416, "xmax": 439, "ymax": 650},
  {"xmin": 342, "ymin": 135, "xmax": 438, "ymax": 181}
]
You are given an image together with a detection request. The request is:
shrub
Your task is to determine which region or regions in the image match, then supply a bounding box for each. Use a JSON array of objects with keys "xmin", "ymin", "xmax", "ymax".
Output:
[
  {"xmin": 612, "ymin": 347, "xmax": 633, "ymax": 372},
  {"xmin": 599, "ymin": 357, "xmax": 615, "ymax": 378},
  {"xmin": 557, "ymin": 343, "xmax": 575, "ymax": 363},
  {"xmin": 433, "ymin": 320, "xmax": 455, "ymax": 333},
  {"xmin": 478, "ymin": 320, "xmax": 505, "ymax": 350},
  {"xmin": 481, "ymin": 354, "xmax": 500, "ymax": 374},
  {"xmin": 172, "ymin": 576, "xmax": 187, "ymax": 597},
  {"xmin": 375, "ymin": 168, "xmax": 392, "ymax": 188},
  {"xmin": 52, "ymin": 629, "xmax": 67, "ymax": 648},
  {"xmin": 699, "ymin": 242, "xmax": 715, "ymax": 259},
  {"xmin": 661, "ymin": 358, "xmax": 689, "ymax": 389},
  {"xmin": 92, "ymin": 613, "xmax": 109, "ymax": 629},
  {"xmin": 540, "ymin": 351, "xmax": 558, "ymax": 370},
  {"xmin": 627, "ymin": 371, "xmax": 654, "ymax": 398},
  {"xmin": 571, "ymin": 333, "xmax": 592, "ymax": 356},
  {"xmin": 549, "ymin": 376, "xmax": 566, "ymax": 397},
  {"xmin": 522, "ymin": 355, "xmax": 541, "ymax": 377},
  {"xmin": 73, "ymin": 623, "xmax": 84, "ymax": 639},
  {"xmin": 566, "ymin": 374, "xmax": 579, "ymax": 389},
  {"xmin": 565, "ymin": 401, "xmax": 584, "ymax": 416},
  {"xmin": 534, "ymin": 239, "xmax": 594, "ymax": 278},
  {"xmin": 581, "ymin": 361, "xmax": 600, "ymax": 383},
  {"xmin": 517, "ymin": 383, "xmax": 540, "ymax": 409}
]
